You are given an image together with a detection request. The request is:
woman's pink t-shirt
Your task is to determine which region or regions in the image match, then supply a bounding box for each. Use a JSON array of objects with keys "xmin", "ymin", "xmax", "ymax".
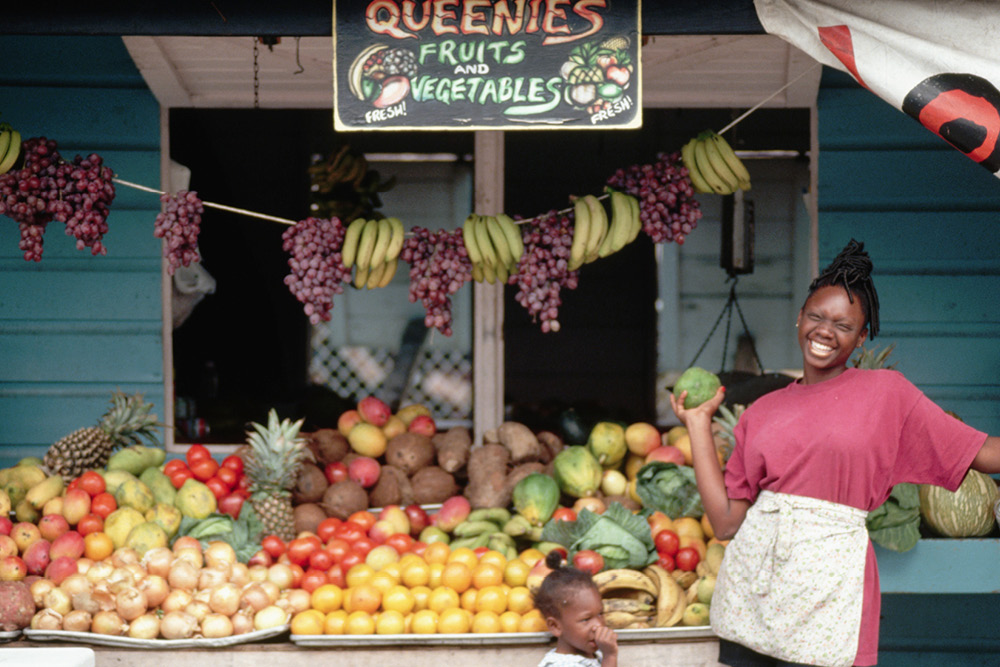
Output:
[{"xmin": 725, "ymin": 368, "xmax": 986, "ymax": 666}]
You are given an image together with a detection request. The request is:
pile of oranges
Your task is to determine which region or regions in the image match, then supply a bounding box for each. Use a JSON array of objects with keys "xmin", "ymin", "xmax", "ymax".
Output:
[{"xmin": 290, "ymin": 542, "xmax": 549, "ymax": 636}]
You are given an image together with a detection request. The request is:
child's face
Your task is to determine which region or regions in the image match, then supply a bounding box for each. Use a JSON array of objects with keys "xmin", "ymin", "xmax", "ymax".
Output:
[{"xmin": 548, "ymin": 586, "xmax": 606, "ymax": 659}]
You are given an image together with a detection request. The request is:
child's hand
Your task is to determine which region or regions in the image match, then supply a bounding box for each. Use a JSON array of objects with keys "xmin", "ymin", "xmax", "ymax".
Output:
[{"xmin": 594, "ymin": 625, "xmax": 618, "ymax": 659}]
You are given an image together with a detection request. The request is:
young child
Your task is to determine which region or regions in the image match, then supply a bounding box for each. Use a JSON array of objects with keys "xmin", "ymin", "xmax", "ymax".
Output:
[{"xmin": 533, "ymin": 551, "xmax": 619, "ymax": 667}]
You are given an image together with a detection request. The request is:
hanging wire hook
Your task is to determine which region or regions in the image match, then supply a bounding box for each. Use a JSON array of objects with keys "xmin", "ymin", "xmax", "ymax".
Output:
[{"xmin": 293, "ymin": 36, "xmax": 305, "ymax": 75}]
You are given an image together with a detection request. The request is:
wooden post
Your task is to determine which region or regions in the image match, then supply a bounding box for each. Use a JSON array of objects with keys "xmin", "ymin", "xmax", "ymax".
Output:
[{"xmin": 472, "ymin": 131, "xmax": 505, "ymax": 446}]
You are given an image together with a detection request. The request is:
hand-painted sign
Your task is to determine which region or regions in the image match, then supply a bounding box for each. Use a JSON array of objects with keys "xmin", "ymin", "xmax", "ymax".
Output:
[{"xmin": 333, "ymin": 1, "xmax": 642, "ymax": 131}]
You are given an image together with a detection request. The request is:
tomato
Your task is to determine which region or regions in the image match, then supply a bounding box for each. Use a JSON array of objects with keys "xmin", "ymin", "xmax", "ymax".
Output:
[
  {"xmin": 333, "ymin": 521, "xmax": 366, "ymax": 543},
  {"xmin": 351, "ymin": 536, "xmax": 376, "ymax": 557},
  {"xmin": 236, "ymin": 474, "xmax": 250, "ymax": 492},
  {"xmin": 326, "ymin": 563, "xmax": 345, "ymax": 588},
  {"xmin": 247, "ymin": 550, "xmax": 272, "ymax": 568},
  {"xmin": 325, "ymin": 538, "xmax": 351, "ymax": 563},
  {"xmin": 289, "ymin": 563, "xmax": 305, "ymax": 589},
  {"xmin": 185, "ymin": 444, "xmax": 211, "ymax": 464},
  {"xmin": 410, "ymin": 541, "xmax": 427, "ymax": 557},
  {"xmin": 221, "ymin": 454, "xmax": 244, "ymax": 476},
  {"xmin": 299, "ymin": 568, "xmax": 329, "ymax": 593},
  {"xmin": 323, "ymin": 461, "xmax": 348, "ymax": 485},
  {"xmin": 169, "ymin": 468, "xmax": 194, "ymax": 489},
  {"xmin": 76, "ymin": 513, "xmax": 104, "ymax": 536},
  {"xmin": 308, "ymin": 548, "xmax": 334, "ymax": 571},
  {"xmin": 339, "ymin": 549, "xmax": 364, "ymax": 572},
  {"xmin": 403, "ymin": 504, "xmax": 430, "ymax": 536},
  {"xmin": 287, "ymin": 536, "xmax": 322, "ymax": 566},
  {"xmin": 316, "ymin": 517, "xmax": 342, "ymax": 543},
  {"xmin": 205, "ymin": 475, "xmax": 229, "ymax": 499},
  {"xmin": 190, "ymin": 457, "xmax": 219, "ymax": 482},
  {"xmin": 66, "ymin": 477, "xmax": 80, "ymax": 493},
  {"xmin": 675, "ymin": 546, "xmax": 700, "ymax": 572},
  {"xmin": 91, "ymin": 492, "xmax": 117, "ymax": 518},
  {"xmin": 551, "ymin": 507, "xmax": 577, "ymax": 522},
  {"xmin": 384, "ymin": 533, "xmax": 414, "ymax": 555},
  {"xmin": 261, "ymin": 535, "xmax": 286, "ymax": 559},
  {"xmin": 347, "ymin": 511, "xmax": 376, "ymax": 532},
  {"xmin": 217, "ymin": 492, "xmax": 245, "ymax": 519},
  {"xmin": 657, "ymin": 552, "xmax": 677, "ymax": 572},
  {"xmin": 162, "ymin": 459, "xmax": 189, "ymax": 476},
  {"xmin": 654, "ymin": 529, "xmax": 681, "ymax": 557},
  {"xmin": 473, "ymin": 546, "xmax": 489, "ymax": 557},
  {"xmin": 571, "ymin": 549, "xmax": 604, "ymax": 575},
  {"xmin": 215, "ymin": 466, "xmax": 238, "ymax": 489}
]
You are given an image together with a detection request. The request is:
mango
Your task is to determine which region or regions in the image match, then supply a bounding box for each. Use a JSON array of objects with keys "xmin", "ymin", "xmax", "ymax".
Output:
[
  {"xmin": 104, "ymin": 506, "xmax": 146, "ymax": 549},
  {"xmin": 145, "ymin": 503, "xmax": 182, "ymax": 538},
  {"xmin": 0, "ymin": 488, "xmax": 10, "ymax": 516},
  {"xmin": 25, "ymin": 475, "xmax": 64, "ymax": 510},
  {"xmin": 15, "ymin": 498, "xmax": 40, "ymax": 523},
  {"xmin": 107, "ymin": 445, "xmax": 166, "ymax": 477},
  {"xmin": 3, "ymin": 481, "xmax": 27, "ymax": 508},
  {"xmin": 175, "ymin": 478, "xmax": 217, "ymax": 519},
  {"xmin": 125, "ymin": 521, "xmax": 169, "ymax": 556},
  {"xmin": 139, "ymin": 467, "xmax": 177, "ymax": 506},
  {"xmin": 9, "ymin": 465, "xmax": 47, "ymax": 489},
  {"xmin": 115, "ymin": 478, "xmax": 155, "ymax": 514}
]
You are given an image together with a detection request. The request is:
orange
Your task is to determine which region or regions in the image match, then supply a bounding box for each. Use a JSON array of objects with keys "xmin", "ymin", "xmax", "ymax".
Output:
[
  {"xmin": 410, "ymin": 585, "xmax": 432, "ymax": 611},
  {"xmin": 673, "ymin": 516, "xmax": 704, "ymax": 541},
  {"xmin": 478, "ymin": 549, "xmax": 507, "ymax": 571},
  {"xmin": 398, "ymin": 553, "xmax": 424, "ymax": 570},
  {"xmin": 347, "ymin": 584, "xmax": 381, "ymax": 614},
  {"xmin": 344, "ymin": 610, "xmax": 375, "ymax": 635},
  {"xmin": 471, "ymin": 562, "xmax": 504, "ymax": 589},
  {"xmin": 366, "ymin": 545, "xmax": 400, "ymax": 571},
  {"xmin": 427, "ymin": 586, "xmax": 460, "ymax": 614},
  {"xmin": 345, "ymin": 563, "xmax": 376, "ymax": 588},
  {"xmin": 83, "ymin": 532, "xmax": 114, "ymax": 561},
  {"xmin": 499, "ymin": 610, "xmax": 521, "ymax": 633},
  {"xmin": 438, "ymin": 606, "xmax": 471, "ymax": 634},
  {"xmin": 425, "ymin": 562, "xmax": 444, "ymax": 589},
  {"xmin": 506, "ymin": 586, "xmax": 534, "ymax": 615},
  {"xmin": 519, "ymin": 610, "xmax": 548, "ymax": 633},
  {"xmin": 700, "ymin": 514, "xmax": 715, "ymax": 540},
  {"xmin": 471, "ymin": 610, "xmax": 501, "ymax": 633},
  {"xmin": 369, "ymin": 570, "xmax": 399, "ymax": 595},
  {"xmin": 375, "ymin": 609, "xmax": 406, "ymax": 634},
  {"xmin": 503, "ymin": 559, "xmax": 530, "ymax": 587},
  {"xmin": 460, "ymin": 587, "xmax": 478, "ymax": 612},
  {"xmin": 323, "ymin": 609, "xmax": 348, "ymax": 634},
  {"xmin": 382, "ymin": 585, "xmax": 415, "ymax": 615},
  {"xmin": 310, "ymin": 584, "xmax": 344, "ymax": 614},
  {"xmin": 381, "ymin": 562, "xmax": 403, "ymax": 581},
  {"xmin": 290, "ymin": 609, "xmax": 325, "ymax": 635},
  {"xmin": 410, "ymin": 609, "xmax": 438, "ymax": 634},
  {"xmin": 423, "ymin": 541, "xmax": 451, "ymax": 565},
  {"xmin": 517, "ymin": 548, "xmax": 544, "ymax": 568},
  {"xmin": 446, "ymin": 546, "xmax": 478, "ymax": 569},
  {"xmin": 440, "ymin": 561, "xmax": 473, "ymax": 593},
  {"xmin": 474, "ymin": 585, "xmax": 507, "ymax": 614}
]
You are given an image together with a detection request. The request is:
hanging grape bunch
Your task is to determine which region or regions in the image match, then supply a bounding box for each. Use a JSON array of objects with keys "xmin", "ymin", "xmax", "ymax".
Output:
[
  {"xmin": 154, "ymin": 190, "xmax": 204, "ymax": 274},
  {"xmin": 282, "ymin": 217, "xmax": 351, "ymax": 325},
  {"xmin": 513, "ymin": 210, "xmax": 579, "ymax": 333},
  {"xmin": 400, "ymin": 227, "xmax": 473, "ymax": 337},
  {"xmin": 606, "ymin": 150, "xmax": 702, "ymax": 245}
]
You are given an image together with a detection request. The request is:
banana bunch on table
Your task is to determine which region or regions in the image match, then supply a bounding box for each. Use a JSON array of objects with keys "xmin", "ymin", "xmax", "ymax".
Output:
[
  {"xmin": 0, "ymin": 126, "xmax": 22, "ymax": 175},
  {"xmin": 593, "ymin": 566, "xmax": 688, "ymax": 630},
  {"xmin": 341, "ymin": 216, "xmax": 405, "ymax": 289},
  {"xmin": 681, "ymin": 130, "xmax": 752, "ymax": 196},
  {"xmin": 567, "ymin": 190, "xmax": 641, "ymax": 272},
  {"xmin": 462, "ymin": 213, "xmax": 524, "ymax": 284}
]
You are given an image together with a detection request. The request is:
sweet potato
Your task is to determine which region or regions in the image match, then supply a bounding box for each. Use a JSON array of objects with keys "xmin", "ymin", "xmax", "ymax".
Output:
[
  {"xmin": 433, "ymin": 427, "xmax": 472, "ymax": 473},
  {"xmin": 464, "ymin": 443, "xmax": 511, "ymax": 509},
  {"xmin": 321, "ymin": 479, "xmax": 369, "ymax": 520},
  {"xmin": 536, "ymin": 430, "xmax": 565, "ymax": 461},
  {"xmin": 497, "ymin": 421, "xmax": 543, "ymax": 463},
  {"xmin": 411, "ymin": 466, "xmax": 460, "ymax": 505},
  {"xmin": 368, "ymin": 464, "xmax": 414, "ymax": 508},
  {"xmin": 385, "ymin": 433, "xmax": 436, "ymax": 475},
  {"xmin": 0, "ymin": 580, "xmax": 34, "ymax": 630}
]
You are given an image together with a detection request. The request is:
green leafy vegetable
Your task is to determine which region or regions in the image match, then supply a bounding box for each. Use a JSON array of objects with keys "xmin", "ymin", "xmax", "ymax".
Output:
[
  {"xmin": 173, "ymin": 504, "xmax": 264, "ymax": 563},
  {"xmin": 540, "ymin": 502, "xmax": 656, "ymax": 570},
  {"xmin": 635, "ymin": 462, "xmax": 704, "ymax": 518},
  {"xmin": 867, "ymin": 483, "xmax": 921, "ymax": 552}
]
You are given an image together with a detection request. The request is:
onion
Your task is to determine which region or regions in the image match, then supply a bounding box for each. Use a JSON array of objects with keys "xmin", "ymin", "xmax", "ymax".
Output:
[
  {"xmin": 204, "ymin": 541, "xmax": 237, "ymax": 570},
  {"xmin": 86, "ymin": 560, "xmax": 114, "ymax": 584},
  {"xmin": 107, "ymin": 567, "xmax": 136, "ymax": 593},
  {"xmin": 168, "ymin": 560, "xmax": 200, "ymax": 591},
  {"xmin": 239, "ymin": 583, "xmax": 271, "ymax": 612},
  {"xmin": 209, "ymin": 583, "xmax": 241, "ymax": 616},
  {"xmin": 128, "ymin": 613, "xmax": 161, "ymax": 639},
  {"xmin": 198, "ymin": 565, "xmax": 229, "ymax": 590},
  {"xmin": 62, "ymin": 609, "xmax": 93, "ymax": 633},
  {"xmin": 75, "ymin": 557, "xmax": 93, "ymax": 574},
  {"xmin": 31, "ymin": 578, "xmax": 56, "ymax": 607},
  {"xmin": 125, "ymin": 562, "xmax": 147, "ymax": 584},
  {"xmin": 285, "ymin": 589, "xmax": 311, "ymax": 615},
  {"xmin": 266, "ymin": 563, "xmax": 293, "ymax": 590},
  {"xmin": 184, "ymin": 599, "xmax": 211, "ymax": 623},
  {"xmin": 139, "ymin": 574, "xmax": 169, "ymax": 609},
  {"xmin": 160, "ymin": 588, "xmax": 193, "ymax": 614},
  {"xmin": 44, "ymin": 587, "xmax": 73, "ymax": 616},
  {"xmin": 201, "ymin": 613, "xmax": 235, "ymax": 639},
  {"xmin": 259, "ymin": 581, "xmax": 281, "ymax": 605},
  {"xmin": 90, "ymin": 588, "xmax": 118, "ymax": 612},
  {"xmin": 111, "ymin": 547, "xmax": 140, "ymax": 568},
  {"xmin": 230, "ymin": 562, "xmax": 249, "ymax": 587},
  {"xmin": 172, "ymin": 535, "xmax": 201, "ymax": 553},
  {"xmin": 31, "ymin": 609, "xmax": 64, "ymax": 631},
  {"xmin": 230, "ymin": 608, "xmax": 255, "ymax": 636},
  {"xmin": 193, "ymin": 587, "xmax": 212, "ymax": 604},
  {"xmin": 174, "ymin": 546, "xmax": 204, "ymax": 569},
  {"xmin": 60, "ymin": 573, "xmax": 93, "ymax": 598},
  {"xmin": 92, "ymin": 610, "xmax": 129, "ymax": 636},
  {"xmin": 247, "ymin": 565, "xmax": 268, "ymax": 583},
  {"xmin": 160, "ymin": 610, "xmax": 198, "ymax": 640},
  {"xmin": 253, "ymin": 605, "xmax": 289, "ymax": 631},
  {"xmin": 115, "ymin": 587, "xmax": 148, "ymax": 621},
  {"xmin": 142, "ymin": 547, "xmax": 174, "ymax": 578}
]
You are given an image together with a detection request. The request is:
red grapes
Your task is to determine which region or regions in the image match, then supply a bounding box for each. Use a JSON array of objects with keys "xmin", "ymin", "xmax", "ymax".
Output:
[
  {"xmin": 606, "ymin": 151, "xmax": 702, "ymax": 245},
  {"xmin": 512, "ymin": 210, "xmax": 579, "ymax": 333},
  {"xmin": 154, "ymin": 190, "xmax": 204, "ymax": 274},
  {"xmin": 400, "ymin": 227, "xmax": 472, "ymax": 337},
  {"xmin": 282, "ymin": 217, "xmax": 351, "ymax": 325}
]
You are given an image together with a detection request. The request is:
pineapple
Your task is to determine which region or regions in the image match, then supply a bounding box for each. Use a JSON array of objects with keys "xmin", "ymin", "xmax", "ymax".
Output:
[
  {"xmin": 712, "ymin": 403, "xmax": 746, "ymax": 463},
  {"xmin": 244, "ymin": 409, "xmax": 308, "ymax": 541},
  {"xmin": 852, "ymin": 342, "xmax": 897, "ymax": 370},
  {"xmin": 44, "ymin": 391, "xmax": 160, "ymax": 481}
]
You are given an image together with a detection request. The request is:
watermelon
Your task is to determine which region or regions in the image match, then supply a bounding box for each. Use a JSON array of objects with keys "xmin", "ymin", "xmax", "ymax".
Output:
[{"xmin": 918, "ymin": 469, "xmax": 1000, "ymax": 537}]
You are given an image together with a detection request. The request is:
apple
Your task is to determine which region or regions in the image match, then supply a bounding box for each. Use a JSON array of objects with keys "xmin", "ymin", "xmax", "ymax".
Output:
[
  {"xmin": 357, "ymin": 395, "xmax": 391, "ymax": 428},
  {"xmin": 22, "ymin": 538, "xmax": 51, "ymax": 576},
  {"xmin": 61, "ymin": 488, "xmax": 92, "ymax": 526},
  {"xmin": 600, "ymin": 469, "xmax": 628, "ymax": 497},
  {"xmin": 367, "ymin": 520, "xmax": 396, "ymax": 544},
  {"xmin": 337, "ymin": 409, "xmax": 363, "ymax": 437},
  {"xmin": 38, "ymin": 513, "xmax": 70, "ymax": 541},
  {"xmin": 0, "ymin": 516, "xmax": 12, "ymax": 536},
  {"xmin": 0, "ymin": 555, "xmax": 27, "ymax": 581},
  {"xmin": 11, "ymin": 522, "xmax": 41, "ymax": 553},
  {"xmin": 347, "ymin": 456, "xmax": 381, "ymax": 488},
  {"xmin": 572, "ymin": 549, "xmax": 605, "ymax": 575},
  {"xmin": 0, "ymin": 535, "xmax": 17, "ymax": 558},
  {"xmin": 404, "ymin": 504, "xmax": 430, "ymax": 536},
  {"xmin": 49, "ymin": 530, "xmax": 85, "ymax": 560},
  {"xmin": 395, "ymin": 404, "xmax": 431, "ymax": 426},
  {"xmin": 645, "ymin": 445, "xmax": 686, "ymax": 467},
  {"xmin": 407, "ymin": 414, "xmax": 436, "ymax": 437},
  {"xmin": 418, "ymin": 526, "xmax": 449, "ymax": 544},
  {"xmin": 624, "ymin": 422, "xmax": 661, "ymax": 457},
  {"xmin": 382, "ymin": 415, "xmax": 407, "ymax": 440},
  {"xmin": 378, "ymin": 505, "xmax": 410, "ymax": 536},
  {"xmin": 324, "ymin": 461, "xmax": 349, "ymax": 485}
]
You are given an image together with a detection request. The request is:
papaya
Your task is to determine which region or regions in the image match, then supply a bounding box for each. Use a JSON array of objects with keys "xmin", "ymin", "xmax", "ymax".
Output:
[
  {"xmin": 125, "ymin": 521, "xmax": 169, "ymax": 556},
  {"xmin": 145, "ymin": 502, "xmax": 182, "ymax": 538},
  {"xmin": 115, "ymin": 477, "xmax": 155, "ymax": 514},
  {"xmin": 107, "ymin": 445, "xmax": 166, "ymax": 477},
  {"xmin": 552, "ymin": 446, "xmax": 603, "ymax": 498},
  {"xmin": 512, "ymin": 473, "xmax": 561, "ymax": 526},
  {"xmin": 587, "ymin": 421, "xmax": 627, "ymax": 468},
  {"xmin": 102, "ymin": 469, "xmax": 138, "ymax": 495},
  {"xmin": 175, "ymin": 478, "xmax": 217, "ymax": 519},
  {"xmin": 140, "ymin": 467, "xmax": 177, "ymax": 506}
]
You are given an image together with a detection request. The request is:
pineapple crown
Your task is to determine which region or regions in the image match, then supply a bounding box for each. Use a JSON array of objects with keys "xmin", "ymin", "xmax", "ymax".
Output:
[
  {"xmin": 851, "ymin": 343, "xmax": 897, "ymax": 370},
  {"xmin": 101, "ymin": 390, "xmax": 161, "ymax": 446},
  {"xmin": 244, "ymin": 409, "xmax": 308, "ymax": 493}
]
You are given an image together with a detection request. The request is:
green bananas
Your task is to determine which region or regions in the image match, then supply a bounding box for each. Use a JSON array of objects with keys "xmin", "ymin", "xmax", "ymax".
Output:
[
  {"xmin": 681, "ymin": 130, "xmax": 751, "ymax": 196},
  {"xmin": 0, "ymin": 128, "xmax": 22, "ymax": 175},
  {"xmin": 462, "ymin": 213, "xmax": 524, "ymax": 284},
  {"xmin": 341, "ymin": 216, "xmax": 405, "ymax": 289}
]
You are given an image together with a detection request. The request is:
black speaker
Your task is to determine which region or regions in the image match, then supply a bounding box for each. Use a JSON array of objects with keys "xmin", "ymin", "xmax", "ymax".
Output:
[{"xmin": 721, "ymin": 190, "xmax": 754, "ymax": 275}]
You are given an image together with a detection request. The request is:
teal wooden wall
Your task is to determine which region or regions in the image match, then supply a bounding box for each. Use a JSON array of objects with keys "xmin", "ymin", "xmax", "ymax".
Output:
[
  {"xmin": 818, "ymin": 69, "xmax": 1000, "ymax": 436},
  {"xmin": 0, "ymin": 36, "xmax": 163, "ymax": 464}
]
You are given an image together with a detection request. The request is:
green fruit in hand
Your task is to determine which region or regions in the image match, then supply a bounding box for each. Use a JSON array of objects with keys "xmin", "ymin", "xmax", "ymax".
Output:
[{"xmin": 673, "ymin": 367, "xmax": 722, "ymax": 408}]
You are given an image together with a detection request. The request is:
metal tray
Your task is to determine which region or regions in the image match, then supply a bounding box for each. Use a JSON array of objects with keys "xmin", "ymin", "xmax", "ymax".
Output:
[
  {"xmin": 0, "ymin": 629, "xmax": 22, "ymax": 642},
  {"xmin": 23, "ymin": 624, "xmax": 289, "ymax": 649},
  {"xmin": 290, "ymin": 626, "xmax": 714, "ymax": 647}
]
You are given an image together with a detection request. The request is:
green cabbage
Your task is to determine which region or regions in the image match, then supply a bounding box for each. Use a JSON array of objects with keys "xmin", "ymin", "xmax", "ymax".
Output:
[
  {"xmin": 635, "ymin": 462, "xmax": 704, "ymax": 518},
  {"xmin": 867, "ymin": 483, "xmax": 921, "ymax": 552},
  {"xmin": 540, "ymin": 502, "xmax": 656, "ymax": 571}
]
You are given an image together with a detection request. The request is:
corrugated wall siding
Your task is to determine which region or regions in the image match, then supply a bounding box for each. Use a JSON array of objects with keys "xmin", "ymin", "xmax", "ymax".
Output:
[
  {"xmin": 818, "ymin": 70, "xmax": 1000, "ymax": 435},
  {"xmin": 0, "ymin": 36, "xmax": 163, "ymax": 462}
]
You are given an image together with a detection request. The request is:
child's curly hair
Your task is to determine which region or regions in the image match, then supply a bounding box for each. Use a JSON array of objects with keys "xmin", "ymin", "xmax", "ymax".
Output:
[{"xmin": 532, "ymin": 550, "xmax": 600, "ymax": 621}]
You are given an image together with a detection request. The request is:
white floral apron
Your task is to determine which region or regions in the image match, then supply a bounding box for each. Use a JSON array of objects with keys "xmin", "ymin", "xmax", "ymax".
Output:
[{"xmin": 710, "ymin": 490, "xmax": 869, "ymax": 667}]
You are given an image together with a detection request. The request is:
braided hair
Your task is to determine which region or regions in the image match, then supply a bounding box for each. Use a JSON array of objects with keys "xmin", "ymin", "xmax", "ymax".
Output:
[
  {"xmin": 807, "ymin": 239, "xmax": 880, "ymax": 339},
  {"xmin": 532, "ymin": 550, "xmax": 600, "ymax": 622}
]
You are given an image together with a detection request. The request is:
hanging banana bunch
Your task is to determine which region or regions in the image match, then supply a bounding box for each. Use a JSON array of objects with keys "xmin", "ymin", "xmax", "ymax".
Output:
[{"xmin": 681, "ymin": 130, "xmax": 752, "ymax": 196}]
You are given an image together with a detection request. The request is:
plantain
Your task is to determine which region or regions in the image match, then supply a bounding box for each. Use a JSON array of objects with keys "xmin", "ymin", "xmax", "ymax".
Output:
[
  {"xmin": 602, "ymin": 598, "xmax": 655, "ymax": 614},
  {"xmin": 340, "ymin": 218, "xmax": 367, "ymax": 268},
  {"xmin": 368, "ymin": 217, "xmax": 394, "ymax": 269},
  {"xmin": 354, "ymin": 219, "xmax": 379, "ymax": 271},
  {"xmin": 592, "ymin": 568, "xmax": 660, "ymax": 598},
  {"xmin": 607, "ymin": 190, "xmax": 632, "ymax": 254},
  {"xmin": 702, "ymin": 133, "xmax": 741, "ymax": 193},
  {"xmin": 496, "ymin": 214, "xmax": 524, "ymax": 268},
  {"xmin": 606, "ymin": 588, "xmax": 655, "ymax": 605},
  {"xmin": 671, "ymin": 569, "xmax": 698, "ymax": 590},
  {"xmin": 567, "ymin": 195, "xmax": 591, "ymax": 271},
  {"xmin": 626, "ymin": 193, "xmax": 642, "ymax": 242},
  {"xmin": 384, "ymin": 217, "xmax": 406, "ymax": 262},
  {"xmin": 462, "ymin": 214, "xmax": 484, "ymax": 267},
  {"xmin": 710, "ymin": 132, "xmax": 752, "ymax": 190},
  {"xmin": 582, "ymin": 194, "xmax": 607, "ymax": 262},
  {"xmin": 694, "ymin": 135, "xmax": 734, "ymax": 195},
  {"xmin": 377, "ymin": 258, "xmax": 398, "ymax": 288},
  {"xmin": 485, "ymin": 215, "xmax": 515, "ymax": 268},
  {"xmin": 353, "ymin": 264, "xmax": 370, "ymax": 289},
  {"xmin": 681, "ymin": 137, "xmax": 715, "ymax": 195},
  {"xmin": 471, "ymin": 263, "xmax": 485, "ymax": 283},
  {"xmin": 603, "ymin": 610, "xmax": 656, "ymax": 629},
  {"xmin": 644, "ymin": 564, "xmax": 685, "ymax": 627},
  {"xmin": 366, "ymin": 261, "xmax": 386, "ymax": 289},
  {"xmin": 0, "ymin": 131, "xmax": 10, "ymax": 168},
  {"xmin": 474, "ymin": 215, "xmax": 498, "ymax": 268},
  {"xmin": 0, "ymin": 130, "xmax": 21, "ymax": 175}
]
